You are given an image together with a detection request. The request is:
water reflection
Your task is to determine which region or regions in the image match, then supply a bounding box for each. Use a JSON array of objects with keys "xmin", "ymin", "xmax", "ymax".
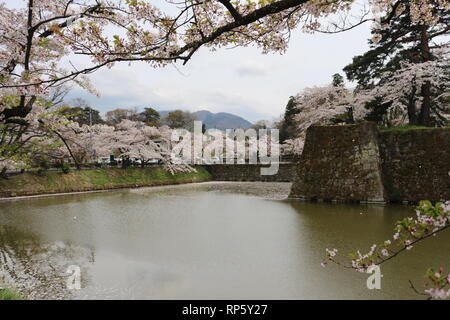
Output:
[
  {"xmin": 0, "ymin": 225, "xmax": 93, "ymax": 299},
  {"xmin": 0, "ymin": 182, "xmax": 448, "ymax": 299}
]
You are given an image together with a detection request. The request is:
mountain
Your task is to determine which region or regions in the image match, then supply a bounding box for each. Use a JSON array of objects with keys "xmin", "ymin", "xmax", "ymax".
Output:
[
  {"xmin": 158, "ymin": 110, "xmax": 253, "ymax": 130},
  {"xmin": 193, "ymin": 110, "xmax": 253, "ymax": 130}
]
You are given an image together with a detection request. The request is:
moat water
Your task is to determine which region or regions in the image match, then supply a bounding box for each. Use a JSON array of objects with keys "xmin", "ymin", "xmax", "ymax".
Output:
[{"xmin": 0, "ymin": 182, "xmax": 448, "ymax": 299}]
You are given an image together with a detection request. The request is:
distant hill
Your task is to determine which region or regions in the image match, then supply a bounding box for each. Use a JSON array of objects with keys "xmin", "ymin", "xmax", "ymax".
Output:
[{"xmin": 159, "ymin": 110, "xmax": 253, "ymax": 130}]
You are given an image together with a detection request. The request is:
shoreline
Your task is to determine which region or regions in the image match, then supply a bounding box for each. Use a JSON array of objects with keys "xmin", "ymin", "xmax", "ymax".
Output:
[
  {"xmin": 0, "ymin": 167, "xmax": 212, "ymax": 201},
  {"xmin": 0, "ymin": 181, "xmax": 416, "ymax": 205},
  {"xmin": 0, "ymin": 181, "xmax": 239, "ymax": 202},
  {"xmin": 0, "ymin": 181, "xmax": 288, "ymax": 202},
  {"xmin": 0, "ymin": 166, "xmax": 297, "ymax": 202}
]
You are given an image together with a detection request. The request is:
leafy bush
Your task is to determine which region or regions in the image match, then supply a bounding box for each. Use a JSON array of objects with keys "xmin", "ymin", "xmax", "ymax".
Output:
[
  {"xmin": 53, "ymin": 161, "xmax": 63, "ymax": 169},
  {"xmin": 62, "ymin": 163, "xmax": 71, "ymax": 174},
  {"xmin": 39, "ymin": 160, "xmax": 50, "ymax": 170},
  {"xmin": 36, "ymin": 159, "xmax": 50, "ymax": 175}
]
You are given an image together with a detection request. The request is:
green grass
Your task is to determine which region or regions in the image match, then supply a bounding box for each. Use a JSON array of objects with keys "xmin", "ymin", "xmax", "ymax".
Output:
[
  {"xmin": 0, "ymin": 166, "xmax": 212, "ymax": 198},
  {"xmin": 381, "ymin": 125, "xmax": 449, "ymax": 132},
  {"xmin": 0, "ymin": 288, "xmax": 23, "ymax": 300}
]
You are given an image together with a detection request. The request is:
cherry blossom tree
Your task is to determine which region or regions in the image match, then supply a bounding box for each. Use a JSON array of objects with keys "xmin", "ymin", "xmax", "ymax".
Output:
[
  {"xmin": 110, "ymin": 119, "xmax": 194, "ymax": 172},
  {"xmin": 0, "ymin": 0, "xmax": 330, "ymax": 172},
  {"xmin": 2, "ymin": 0, "xmax": 445, "ymax": 117},
  {"xmin": 1, "ymin": 0, "xmax": 447, "ymax": 171},
  {"xmin": 341, "ymin": 1, "xmax": 450, "ymax": 126},
  {"xmin": 0, "ymin": 98, "xmax": 67, "ymax": 175},
  {"xmin": 280, "ymin": 137, "xmax": 304, "ymax": 155},
  {"xmin": 280, "ymin": 81, "xmax": 371, "ymax": 155},
  {"xmin": 358, "ymin": 53, "xmax": 450, "ymax": 126},
  {"xmin": 53, "ymin": 119, "xmax": 195, "ymax": 173}
]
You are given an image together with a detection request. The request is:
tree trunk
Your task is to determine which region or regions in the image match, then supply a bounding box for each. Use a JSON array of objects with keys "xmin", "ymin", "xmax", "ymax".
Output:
[
  {"xmin": 54, "ymin": 130, "xmax": 81, "ymax": 170},
  {"xmin": 407, "ymin": 86, "xmax": 418, "ymax": 125},
  {"xmin": 419, "ymin": 82, "xmax": 432, "ymax": 126},
  {"xmin": 38, "ymin": 119, "xmax": 81, "ymax": 169},
  {"xmin": 418, "ymin": 25, "xmax": 432, "ymax": 126},
  {"xmin": 122, "ymin": 157, "xmax": 131, "ymax": 169}
]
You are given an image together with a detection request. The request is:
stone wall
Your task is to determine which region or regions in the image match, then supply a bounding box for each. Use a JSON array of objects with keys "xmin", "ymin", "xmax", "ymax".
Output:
[
  {"xmin": 289, "ymin": 123, "xmax": 386, "ymax": 203},
  {"xmin": 201, "ymin": 163, "xmax": 295, "ymax": 182},
  {"xmin": 379, "ymin": 129, "xmax": 450, "ymax": 202},
  {"xmin": 289, "ymin": 123, "xmax": 450, "ymax": 203}
]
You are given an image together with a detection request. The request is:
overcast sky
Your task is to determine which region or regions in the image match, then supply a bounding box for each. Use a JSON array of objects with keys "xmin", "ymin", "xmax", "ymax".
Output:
[
  {"xmin": 5, "ymin": 1, "xmax": 364, "ymax": 123},
  {"xmin": 67, "ymin": 23, "xmax": 371, "ymax": 123}
]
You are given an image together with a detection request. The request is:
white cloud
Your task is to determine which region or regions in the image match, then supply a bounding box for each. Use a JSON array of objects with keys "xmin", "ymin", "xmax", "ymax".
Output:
[{"xmin": 235, "ymin": 61, "xmax": 269, "ymax": 77}]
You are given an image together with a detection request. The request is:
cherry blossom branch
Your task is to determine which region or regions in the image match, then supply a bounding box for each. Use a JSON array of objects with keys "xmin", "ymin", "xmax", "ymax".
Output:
[
  {"xmin": 322, "ymin": 200, "xmax": 450, "ymax": 299},
  {"xmin": 325, "ymin": 223, "xmax": 449, "ymax": 269},
  {"xmin": 218, "ymin": 0, "xmax": 243, "ymax": 21},
  {"xmin": 408, "ymin": 280, "xmax": 430, "ymax": 299},
  {"xmin": 2, "ymin": 0, "xmax": 314, "ymax": 91}
]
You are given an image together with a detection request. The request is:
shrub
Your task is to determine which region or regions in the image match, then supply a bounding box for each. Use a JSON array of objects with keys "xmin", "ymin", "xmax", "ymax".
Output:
[
  {"xmin": 62, "ymin": 163, "xmax": 71, "ymax": 174},
  {"xmin": 53, "ymin": 161, "xmax": 63, "ymax": 169},
  {"xmin": 39, "ymin": 160, "xmax": 50, "ymax": 170},
  {"xmin": 37, "ymin": 159, "xmax": 50, "ymax": 175}
]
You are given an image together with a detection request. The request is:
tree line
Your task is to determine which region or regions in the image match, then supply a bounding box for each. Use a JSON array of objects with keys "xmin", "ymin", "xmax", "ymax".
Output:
[{"xmin": 61, "ymin": 100, "xmax": 197, "ymax": 130}]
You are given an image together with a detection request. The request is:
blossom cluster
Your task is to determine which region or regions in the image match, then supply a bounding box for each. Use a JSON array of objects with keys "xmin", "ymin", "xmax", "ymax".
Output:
[
  {"xmin": 4, "ymin": 0, "xmax": 445, "ymax": 96},
  {"xmin": 424, "ymin": 267, "xmax": 450, "ymax": 299},
  {"xmin": 48, "ymin": 118, "xmax": 196, "ymax": 174},
  {"xmin": 279, "ymin": 83, "xmax": 371, "ymax": 155},
  {"xmin": 363, "ymin": 57, "xmax": 450, "ymax": 126}
]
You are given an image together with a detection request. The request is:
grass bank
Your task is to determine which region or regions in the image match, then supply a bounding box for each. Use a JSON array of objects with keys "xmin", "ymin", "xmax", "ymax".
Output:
[
  {"xmin": 0, "ymin": 288, "xmax": 23, "ymax": 300},
  {"xmin": 381, "ymin": 125, "xmax": 450, "ymax": 132},
  {"xmin": 0, "ymin": 167, "xmax": 212, "ymax": 198}
]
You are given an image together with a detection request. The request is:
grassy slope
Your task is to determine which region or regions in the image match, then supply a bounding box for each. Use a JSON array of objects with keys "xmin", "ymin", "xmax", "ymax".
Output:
[
  {"xmin": 381, "ymin": 125, "xmax": 450, "ymax": 132},
  {"xmin": 0, "ymin": 288, "xmax": 23, "ymax": 300},
  {"xmin": 0, "ymin": 167, "xmax": 212, "ymax": 197}
]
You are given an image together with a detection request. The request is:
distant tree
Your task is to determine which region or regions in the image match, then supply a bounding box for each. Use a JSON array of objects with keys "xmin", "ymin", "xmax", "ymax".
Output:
[
  {"xmin": 332, "ymin": 73, "xmax": 345, "ymax": 87},
  {"xmin": 59, "ymin": 106, "xmax": 82, "ymax": 122},
  {"xmin": 60, "ymin": 106, "xmax": 104, "ymax": 126},
  {"xmin": 139, "ymin": 107, "xmax": 160, "ymax": 127},
  {"xmin": 163, "ymin": 110, "xmax": 196, "ymax": 129},
  {"xmin": 57, "ymin": 99, "xmax": 104, "ymax": 126},
  {"xmin": 85, "ymin": 107, "xmax": 105, "ymax": 126},
  {"xmin": 105, "ymin": 108, "xmax": 139, "ymax": 125},
  {"xmin": 279, "ymin": 96, "xmax": 300, "ymax": 143},
  {"xmin": 252, "ymin": 120, "xmax": 269, "ymax": 130}
]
